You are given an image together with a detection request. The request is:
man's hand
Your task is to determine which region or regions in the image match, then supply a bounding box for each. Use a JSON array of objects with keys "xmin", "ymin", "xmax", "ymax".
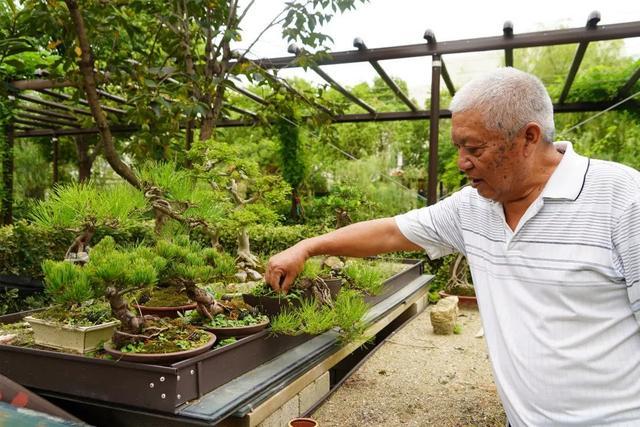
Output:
[{"xmin": 265, "ymin": 244, "xmax": 309, "ymax": 294}]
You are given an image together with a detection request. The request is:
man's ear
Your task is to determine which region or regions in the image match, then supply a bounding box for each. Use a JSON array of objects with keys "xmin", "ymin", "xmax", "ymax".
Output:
[{"xmin": 522, "ymin": 122, "xmax": 542, "ymax": 155}]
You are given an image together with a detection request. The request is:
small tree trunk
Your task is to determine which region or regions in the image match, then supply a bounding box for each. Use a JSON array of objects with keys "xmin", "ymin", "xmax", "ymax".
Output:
[
  {"xmin": 237, "ymin": 226, "xmax": 259, "ymax": 268},
  {"xmin": 64, "ymin": 0, "xmax": 140, "ymax": 190},
  {"xmin": 106, "ymin": 286, "xmax": 145, "ymax": 335},
  {"xmin": 75, "ymin": 135, "xmax": 93, "ymax": 182}
]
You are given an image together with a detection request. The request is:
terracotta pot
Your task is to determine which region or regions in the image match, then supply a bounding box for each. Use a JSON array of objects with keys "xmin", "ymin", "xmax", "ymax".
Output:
[
  {"xmin": 288, "ymin": 418, "xmax": 318, "ymax": 427},
  {"xmin": 438, "ymin": 291, "xmax": 477, "ymax": 308}
]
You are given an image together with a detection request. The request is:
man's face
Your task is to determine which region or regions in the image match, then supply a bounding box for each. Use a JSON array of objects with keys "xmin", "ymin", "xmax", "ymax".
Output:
[{"xmin": 451, "ymin": 110, "xmax": 525, "ymax": 203}]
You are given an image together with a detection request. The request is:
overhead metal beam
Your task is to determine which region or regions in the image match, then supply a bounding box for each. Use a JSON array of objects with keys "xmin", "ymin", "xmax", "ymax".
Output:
[
  {"xmin": 16, "ymin": 113, "xmax": 79, "ymax": 128},
  {"xmin": 10, "ymin": 79, "xmax": 75, "ymax": 91},
  {"xmin": 228, "ymin": 85, "xmax": 268, "ymax": 105},
  {"xmin": 13, "ymin": 118, "xmax": 63, "ymax": 129},
  {"xmin": 21, "ymin": 106, "xmax": 78, "ymax": 121},
  {"xmin": 558, "ymin": 11, "xmax": 601, "ymax": 104},
  {"xmin": 38, "ymin": 89, "xmax": 126, "ymax": 115},
  {"xmin": 16, "ymin": 94, "xmax": 93, "ymax": 116},
  {"xmin": 226, "ymin": 105, "xmax": 258, "ymax": 119},
  {"xmin": 423, "ymin": 30, "xmax": 455, "ymax": 97},
  {"xmin": 288, "ymin": 44, "xmax": 377, "ymax": 114},
  {"xmin": 353, "ymin": 38, "xmax": 418, "ymax": 111},
  {"xmin": 251, "ymin": 21, "xmax": 640, "ymax": 69},
  {"xmin": 503, "ymin": 21, "xmax": 514, "ymax": 67},
  {"xmin": 14, "ymin": 100, "xmax": 638, "ymax": 138},
  {"xmin": 613, "ymin": 66, "xmax": 640, "ymax": 103}
]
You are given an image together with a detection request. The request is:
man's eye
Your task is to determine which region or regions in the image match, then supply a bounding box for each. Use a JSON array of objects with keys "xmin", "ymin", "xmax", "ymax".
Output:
[{"xmin": 467, "ymin": 148, "xmax": 481, "ymax": 156}]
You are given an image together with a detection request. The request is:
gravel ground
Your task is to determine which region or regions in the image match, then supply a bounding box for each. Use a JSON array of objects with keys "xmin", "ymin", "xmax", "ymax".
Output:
[{"xmin": 312, "ymin": 307, "xmax": 506, "ymax": 426}]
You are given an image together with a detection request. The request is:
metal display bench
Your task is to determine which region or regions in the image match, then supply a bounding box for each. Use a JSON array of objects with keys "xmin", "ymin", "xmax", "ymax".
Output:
[{"xmin": 0, "ymin": 262, "xmax": 432, "ymax": 426}]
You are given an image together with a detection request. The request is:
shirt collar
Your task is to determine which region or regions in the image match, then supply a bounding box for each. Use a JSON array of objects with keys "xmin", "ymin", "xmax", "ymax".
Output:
[{"xmin": 541, "ymin": 141, "xmax": 590, "ymax": 201}]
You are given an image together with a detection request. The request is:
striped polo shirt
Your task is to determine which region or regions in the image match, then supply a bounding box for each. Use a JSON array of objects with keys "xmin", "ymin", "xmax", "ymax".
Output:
[{"xmin": 395, "ymin": 141, "xmax": 640, "ymax": 426}]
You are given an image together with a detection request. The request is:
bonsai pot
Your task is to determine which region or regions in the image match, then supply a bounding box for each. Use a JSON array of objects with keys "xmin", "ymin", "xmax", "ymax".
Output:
[
  {"xmin": 102, "ymin": 331, "xmax": 216, "ymax": 363},
  {"xmin": 201, "ymin": 318, "xmax": 270, "ymax": 337},
  {"xmin": 23, "ymin": 316, "xmax": 119, "ymax": 354},
  {"xmin": 288, "ymin": 418, "xmax": 318, "ymax": 427},
  {"xmin": 133, "ymin": 302, "xmax": 197, "ymax": 318},
  {"xmin": 438, "ymin": 291, "xmax": 477, "ymax": 308}
]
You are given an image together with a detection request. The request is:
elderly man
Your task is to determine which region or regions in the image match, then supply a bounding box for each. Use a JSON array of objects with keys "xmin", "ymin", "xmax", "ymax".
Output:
[{"xmin": 265, "ymin": 67, "xmax": 640, "ymax": 425}]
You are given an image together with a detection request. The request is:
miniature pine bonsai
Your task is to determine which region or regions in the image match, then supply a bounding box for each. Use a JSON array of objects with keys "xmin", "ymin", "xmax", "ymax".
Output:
[
  {"xmin": 85, "ymin": 237, "xmax": 161, "ymax": 343},
  {"xmin": 36, "ymin": 259, "xmax": 113, "ymax": 326}
]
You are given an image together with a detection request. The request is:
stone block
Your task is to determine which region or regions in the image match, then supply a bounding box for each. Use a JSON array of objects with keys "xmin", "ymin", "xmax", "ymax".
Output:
[
  {"xmin": 430, "ymin": 296, "xmax": 459, "ymax": 335},
  {"xmin": 299, "ymin": 372, "xmax": 330, "ymax": 414},
  {"xmin": 257, "ymin": 396, "xmax": 299, "ymax": 427}
]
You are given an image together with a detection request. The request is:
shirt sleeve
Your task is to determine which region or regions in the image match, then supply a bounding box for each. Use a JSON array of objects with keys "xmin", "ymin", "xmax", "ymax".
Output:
[
  {"xmin": 394, "ymin": 188, "xmax": 467, "ymax": 260},
  {"xmin": 612, "ymin": 197, "xmax": 640, "ymax": 321}
]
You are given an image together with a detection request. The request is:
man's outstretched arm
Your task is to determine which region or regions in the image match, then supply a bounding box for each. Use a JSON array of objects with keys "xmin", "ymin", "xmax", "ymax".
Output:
[{"xmin": 265, "ymin": 218, "xmax": 421, "ymax": 293}]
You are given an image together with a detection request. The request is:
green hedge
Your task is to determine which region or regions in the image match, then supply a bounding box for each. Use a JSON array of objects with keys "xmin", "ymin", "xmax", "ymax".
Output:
[
  {"xmin": 217, "ymin": 223, "xmax": 326, "ymax": 257},
  {"xmin": 0, "ymin": 221, "xmax": 155, "ymax": 279}
]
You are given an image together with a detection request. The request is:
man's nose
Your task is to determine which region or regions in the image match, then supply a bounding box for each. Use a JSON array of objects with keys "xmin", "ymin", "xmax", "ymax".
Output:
[{"xmin": 457, "ymin": 152, "xmax": 473, "ymax": 171}]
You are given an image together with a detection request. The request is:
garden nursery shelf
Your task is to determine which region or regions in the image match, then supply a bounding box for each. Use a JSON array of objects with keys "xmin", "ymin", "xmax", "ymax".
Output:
[{"xmin": 0, "ymin": 259, "xmax": 431, "ymax": 426}]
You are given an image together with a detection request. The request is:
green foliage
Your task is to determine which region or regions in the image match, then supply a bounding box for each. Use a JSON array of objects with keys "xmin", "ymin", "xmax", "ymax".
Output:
[
  {"xmin": 0, "ymin": 288, "xmax": 48, "ymax": 316},
  {"xmin": 453, "ymin": 324, "xmax": 462, "ymax": 335},
  {"xmin": 218, "ymin": 223, "xmax": 324, "ymax": 256},
  {"xmin": 276, "ymin": 117, "xmax": 307, "ymax": 191},
  {"xmin": 41, "ymin": 260, "xmax": 93, "ymax": 306},
  {"xmin": 87, "ymin": 236, "xmax": 158, "ymax": 294},
  {"xmin": 343, "ymin": 259, "xmax": 387, "ymax": 295},
  {"xmin": 333, "ymin": 289, "xmax": 368, "ymax": 342},
  {"xmin": 0, "ymin": 221, "xmax": 154, "ymax": 280},
  {"xmin": 30, "ymin": 182, "xmax": 148, "ymax": 230},
  {"xmin": 270, "ymin": 288, "xmax": 369, "ymax": 343},
  {"xmin": 270, "ymin": 309, "xmax": 303, "ymax": 336},
  {"xmin": 203, "ymin": 313, "xmax": 269, "ymax": 328}
]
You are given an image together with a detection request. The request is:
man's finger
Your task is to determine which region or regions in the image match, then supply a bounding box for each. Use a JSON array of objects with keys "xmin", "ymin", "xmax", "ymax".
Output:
[{"xmin": 281, "ymin": 273, "xmax": 295, "ymax": 294}]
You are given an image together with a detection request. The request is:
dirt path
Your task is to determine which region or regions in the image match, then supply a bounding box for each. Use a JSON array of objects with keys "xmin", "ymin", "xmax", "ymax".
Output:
[{"xmin": 312, "ymin": 307, "xmax": 506, "ymax": 426}]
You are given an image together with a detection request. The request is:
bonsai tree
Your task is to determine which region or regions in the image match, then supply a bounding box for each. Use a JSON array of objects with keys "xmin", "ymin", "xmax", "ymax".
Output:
[
  {"xmin": 150, "ymin": 238, "xmax": 234, "ymax": 320},
  {"xmin": 37, "ymin": 259, "xmax": 113, "ymax": 326},
  {"xmin": 30, "ymin": 182, "xmax": 148, "ymax": 262},
  {"xmin": 136, "ymin": 162, "xmax": 230, "ymax": 249},
  {"xmin": 85, "ymin": 237, "xmax": 162, "ymax": 343},
  {"xmin": 192, "ymin": 140, "xmax": 289, "ymax": 281}
]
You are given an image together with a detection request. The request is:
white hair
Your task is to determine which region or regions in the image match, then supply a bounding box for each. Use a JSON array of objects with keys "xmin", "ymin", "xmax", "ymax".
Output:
[{"xmin": 449, "ymin": 67, "xmax": 555, "ymax": 143}]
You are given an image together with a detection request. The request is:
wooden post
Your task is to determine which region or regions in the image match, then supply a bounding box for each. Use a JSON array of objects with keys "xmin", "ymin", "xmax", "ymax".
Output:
[{"xmin": 52, "ymin": 137, "xmax": 59, "ymax": 184}]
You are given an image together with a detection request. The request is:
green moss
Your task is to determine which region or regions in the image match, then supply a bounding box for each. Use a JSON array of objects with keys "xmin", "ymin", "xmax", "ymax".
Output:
[
  {"xmin": 32, "ymin": 300, "xmax": 115, "ymax": 327},
  {"xmin": 119, "ymin": 324, "xmax": 210, "ymax": 354},
  {"xmin": 140, "ymin": 285, "xmax": 192, "ymax": 307}
]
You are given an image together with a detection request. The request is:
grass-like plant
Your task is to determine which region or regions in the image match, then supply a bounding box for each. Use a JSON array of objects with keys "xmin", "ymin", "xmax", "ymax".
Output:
[
  {"xmin": 298, "ymin": 299, "xmax": 335, "ymax": 335},
  {"xmin": 333, "ymin": 289, "xmax": 368, "ymax": 342},
  {"xmin": 343, "ymin": 260, "xmax": 386, "ymax": 295},
  {"xmin": 269, "ymin": 289, "xmax": 370, "ymax": 343},
  {"xmin": 270, "ymin": 310, "xmax": 302, "ymax": 336}
]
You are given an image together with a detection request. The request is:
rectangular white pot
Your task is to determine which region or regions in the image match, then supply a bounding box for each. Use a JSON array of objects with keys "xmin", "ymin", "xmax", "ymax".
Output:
[{"xmin": 24, "ymin": 316, "xmax": 119, "ymax": 354}]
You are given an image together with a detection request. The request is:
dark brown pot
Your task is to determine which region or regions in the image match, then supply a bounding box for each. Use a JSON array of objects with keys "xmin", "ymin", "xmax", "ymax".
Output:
[
  {"xmin": 438, "ymin": 291, "xmax": 477, "ymax": 308},
  {"xmin": 288, "ymin": 418, "xmax": 318, "ymax": 427},
  {"xmin": 201, "ymin": 318, "xmax": 270, "ymax": 337},
  {"xmin": 133, "ymin": 303, "xmax": 197, "ymax": 318},
  {"xmin": 243, "ymin": 277, "xmax": 342, "ymax": 316}
]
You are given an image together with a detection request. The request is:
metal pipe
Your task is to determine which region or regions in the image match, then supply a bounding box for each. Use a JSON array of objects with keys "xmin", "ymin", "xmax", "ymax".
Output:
[
  {"xmin": 428, "ymin": 55, "xmax": 441, "ymax": 205},
  {"xmin": 423, "ymin": 30, "xmax": 455, "ymax": 97},
  {"xmin": 354, "ymin": 38, "xmax": 418, "ymax": 111},
  {"xmin": 503, "ymin": 21, "xmax": 514, "ymax": 67},
  {"xmin": 558, "ymin": 11, "xmax": 601, "ymax": 104},
  {"xmin": 252, "ymin": 21, "xmax": 640, "ymax": 69},
  {"xmin": 289, "ymin": 43, "xmax": 377, "ymax": 114}
]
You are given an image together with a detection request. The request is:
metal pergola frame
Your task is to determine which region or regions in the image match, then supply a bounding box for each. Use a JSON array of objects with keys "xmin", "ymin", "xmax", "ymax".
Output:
[{"xmin": 3, "ymin": 12, "xmax": 640, "ymax": 220}]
